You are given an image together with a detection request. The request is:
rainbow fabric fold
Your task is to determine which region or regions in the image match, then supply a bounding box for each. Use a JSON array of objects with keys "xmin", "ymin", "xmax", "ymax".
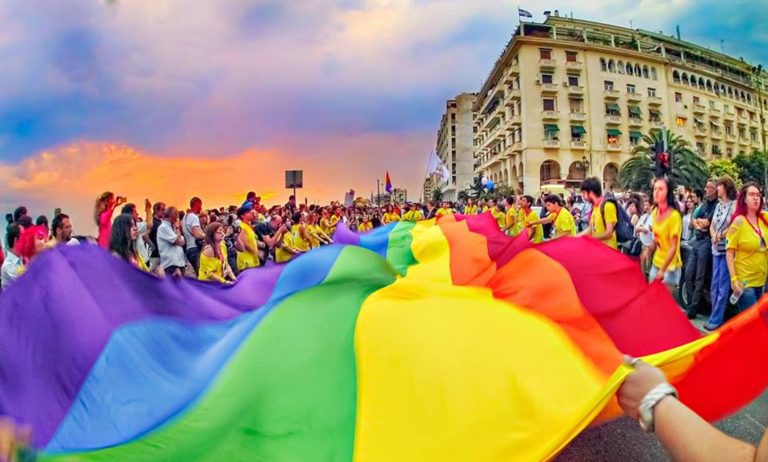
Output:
[{"xmin": 2, "ymin": 213, "xmax": 768, "ymax": 461}]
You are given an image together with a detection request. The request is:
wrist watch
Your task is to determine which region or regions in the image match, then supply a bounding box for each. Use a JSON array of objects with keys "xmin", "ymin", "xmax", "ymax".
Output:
[{"xmin": 638, "ymin": 382, "xmax": 678, "ymax": 432}]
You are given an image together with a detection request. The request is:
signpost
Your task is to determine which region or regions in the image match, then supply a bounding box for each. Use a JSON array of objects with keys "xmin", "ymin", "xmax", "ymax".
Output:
[{"xmin": 285, "ymin": 170, "xmax": 303, "ymax": 201}]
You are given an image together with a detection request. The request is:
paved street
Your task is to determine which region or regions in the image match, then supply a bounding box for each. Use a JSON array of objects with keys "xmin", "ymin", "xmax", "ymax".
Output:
[{"xmin": 558, "ymin": 314, "xmax": 768, "ymax": 461}]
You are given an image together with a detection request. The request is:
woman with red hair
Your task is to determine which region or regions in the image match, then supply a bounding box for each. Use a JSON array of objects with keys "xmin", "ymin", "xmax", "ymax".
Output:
[{"xmin": 725, "ymin": 182, "xmax": 768, "ymax": 312}]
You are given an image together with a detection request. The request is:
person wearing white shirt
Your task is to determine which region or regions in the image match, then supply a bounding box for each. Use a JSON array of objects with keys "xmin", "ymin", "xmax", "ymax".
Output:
[
  {"xmin": 182, "ymin": 197, "xmax": 205, "ymax": 275},
  {"xmin": 1, "ymin": 223, "xmax": 24, "ymax": 290},
  {"xmin": 157, "ymin": 207, "xmax": 186, "ymax": 277},
  {"xmin": 50, "ymin": 214, "xmax": 80, "ymax": 247}
]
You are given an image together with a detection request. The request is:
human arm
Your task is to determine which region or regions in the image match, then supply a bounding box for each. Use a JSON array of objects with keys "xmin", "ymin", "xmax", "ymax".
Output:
[
  {"xmin": 619, "ymin": 360, "xmax": 767, "ymax": 462},
  {"xmin": 199, "ymin": 247, "xmax": 227, "ymax": 283},
  {"xmin": 725, "ymin": 217, "xmax": 744, "ymax": 293},
  {"xmin": 144, "ymin": 199, "xmax": 152, "ymax": 225}
]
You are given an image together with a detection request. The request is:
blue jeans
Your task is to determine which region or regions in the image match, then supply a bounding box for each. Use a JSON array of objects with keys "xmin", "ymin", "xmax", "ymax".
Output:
[
  {"xmin": 736, "ymin": 287, "xmax": 764, "ymax": 313},
  {"xmin": 708, "ymin": 254, "xmax": 730, "ymax": 328}
]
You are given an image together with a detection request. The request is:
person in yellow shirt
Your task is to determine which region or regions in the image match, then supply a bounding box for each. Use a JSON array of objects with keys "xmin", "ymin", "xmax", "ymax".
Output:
[
  {"xmin": 487, "ymin": 199, "xmax": 505, "ymax": 230},
  {"xmin": 358, "ymin": 214, "xmax": 373, "ymax": 232},
  {"xmin": 528, "ymin": 195, "xmax": 576, "ymax": 239},
  {"xmin": 199, "ymin": 222, "xmax": 237, "ymax": 283},
  {"xmin": 382, "ymin": 205, "xmax": 401, "ymax": 225},
  {"xmin": 320, "ymin": 209, "xmax": 333, "ymax": 236},
  {"xmin": 503, "ymin": 196, "xmax": 519, "ymax": 236},
  {"xmin": 479, "ymin": 199, "xmax": 489, "ymax": 214},
  {"xmin": 648, "ymin": 177, "xmax": 683, "ymax": 292},
  {"xmin": 307, "ymin": 212, "xmax": 332, "ymax": 247},
  {"xmin": 328, "ymin": 209, "xmax": 341, "ymax": 236},
  {"xmin": 402, "ymin": 204, "xmax": 423, "ymax": 222},
  {"xmin": 520, "ymin": 195, "xmax": 544, "ymax": 243},
  {"xmin": 463, "ymin": 199, "xmax": 478, "ymax": 216},
  {"xmin": 436, "ymin": 201, "xmax": 454, "ymax": 217},
  {"xmin": 276, "ymin": 216, "xmax": 304, "ymax": 263},
  {"xmin": 579, "ymin": 177, "xmax": 618, "ymax": 250},
  {"xmin": 291, "ymin": 212, "xmax": 311, "ymax": 252},
  {"xmin": 726, "ymin": 182, "xmax": 768, "ymax": 312},
  {"xmin": 236, "ymin": 205, "xmax": 262, "ymax": 272}
]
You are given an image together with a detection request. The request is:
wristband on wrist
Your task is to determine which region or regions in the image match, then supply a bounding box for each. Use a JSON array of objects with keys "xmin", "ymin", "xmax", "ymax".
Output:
[{"xmin": 638, "ymin": 383, "xmax": 678, "ymax": 433}]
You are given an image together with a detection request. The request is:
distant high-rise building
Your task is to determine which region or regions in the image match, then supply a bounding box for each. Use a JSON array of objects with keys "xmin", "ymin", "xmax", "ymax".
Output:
[{"xmin": 435, "ymin": 93, "xmax": 478, "ymax": 200}]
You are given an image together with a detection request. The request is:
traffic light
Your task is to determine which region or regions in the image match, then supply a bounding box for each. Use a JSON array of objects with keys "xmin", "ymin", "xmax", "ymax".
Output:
[{"xmin": 655, "ymin": 150, "xmax": 670, "ymax": 177}]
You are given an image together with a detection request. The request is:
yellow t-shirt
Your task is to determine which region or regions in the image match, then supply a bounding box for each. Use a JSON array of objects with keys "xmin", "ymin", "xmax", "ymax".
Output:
[
  {"xmin": 525, "ymin": 209, "xmax": 544, "ymax": 243},
  {"xmin": 481, "ymin": 206, "xmax": 490, "ymax": 213},
  {"xmin": 651, "ymin": 208, "xmax": 683, "ymax": 271},
  {"xmin": 726, "ymin": 212, "xmax": 768, "ymax": 288},
  {"xmin": 489, "ymin": 207, "xmax": 505, "ymax": 230},
  {"xmin": 292, "ymin": 224, "xmax": 310, "ymax": 252},
  {"xmin": 548, "ymin": 208, "xmax": 576, "ymax": 237},
  {"xmin": 505, "ymin": 208, "xmax": 518, "ymax": 236},
  {"xmin": 358, "ymin": 221, "xmax": 373, "ymax": 232},
  {"xmin": 436, "ymin": 207, "xmax": 453, "ymax": 217},
  {"xmin": 320, "ymin": 218, "xmax": 332, "ymax": 235},
  {"xmin": 276, "ymin": 231, "xmax": 297, "ymax": 263},
  {"xmin": 383, "ymin": 212, "xmax": 401, "ymax": 224},
  {"xmin": 329, "ymin": 215, "xmax": 340, "ymax": 235},
  {"xmin": 198, "ymin": 248, "xmax": 224, "ymax": 281},
  {"xmin": 403, "ymin": 210, "xmax": 423, "ymax": 222},
  {"xmin": 237, "ymin": 222, "xmax": 260, "ymax": 271},
  {"xmin": 591, "ymin": 200, "xmax": 618, "ymax": 250},
  {"xmin": 464, "ymin": 205, "xmax": 478, "ymax": 215}
]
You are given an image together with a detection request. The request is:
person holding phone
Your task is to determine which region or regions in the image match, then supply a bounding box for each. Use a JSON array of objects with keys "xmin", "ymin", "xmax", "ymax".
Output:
[{"xmin": 94, "ymin": 192, "xmax": 126, "ymax": 249}]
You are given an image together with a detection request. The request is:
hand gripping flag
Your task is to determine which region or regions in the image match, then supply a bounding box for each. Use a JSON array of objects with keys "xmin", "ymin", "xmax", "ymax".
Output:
[{"xmin": 2, "ymin": 213, "xmax": 768, "ymax": 461}]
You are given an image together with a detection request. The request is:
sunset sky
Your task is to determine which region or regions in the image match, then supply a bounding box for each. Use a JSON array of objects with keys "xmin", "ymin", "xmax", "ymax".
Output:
[{"xmin": 0, "ymin": 0, "xmax": 766, "ymax": 235}]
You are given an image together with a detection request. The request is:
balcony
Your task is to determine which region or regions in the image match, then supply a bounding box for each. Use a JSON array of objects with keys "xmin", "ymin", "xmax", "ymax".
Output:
[
  {"xmin": 509, "ymin": 62, "xmax": 520, "ymax": 75},
  {"xmin": 539, "ymin": 59, "xmax": 557, "ymax": 70},
  {"xmin": 511, "ymin": 142, "xmax": 523, "ymax": 152},
  {"xmin": 605, "ymin": 114, "xmax": 622, "ymax": 125},
  {"xmin": 507, "ymin": 88, "xmax": 521, "ymax": 101},
  {"xmin": 650, "ymin": 120, "xmax": 664, "ymax": 128},
  {"xmin": 726, "ymin": 134, "xmax": 737, "ymax": 143},
  {"xmin": 693, "ymin": 104, "xmax": 706, "ymax": 114},
  {"xmin": 647, "ymin": 96, "xmax": 663, "ymax": 105},
  {"xmin": 542, "ymin": 110, "xmax": 560, "ymax": 120},
  {"xmin": 539, "ymin": 83, "xmax": 558, "ymax": 93},
  {"xmin": 504, "ymin": 72, "xmax": 516, "ymax": 85},
  {"xmin": 566, "ymin": 85, "xmax": 584, "ymax": 96},
  {"xmin": 724, "ymin": 111, "xmax": 736, "ymax": 120},
  {"xmin": 509, "ymin": 114, "xmax": 522, "ymax": 125},
  {"xmin": 565, "ymin": 61, "xmax": 583, "ymax": 73},
  {"xmin": 543, "ymin": 139, "xmax": 560, "ymax": 148},
  {"xmin": 709, "ymin": 110, "xmax": 721, "ymax": 119},
  {"xmin": 607, "ymin": 143, "xmax": 622, "ymax": 151},
  {"xmin": 695, "ymin": 127, "xmax": 708, "ymax": 137},
  {"xmin": 628, "ymin": 117, "xmax": 643, "ymax": 127},
  {"xmin": 739, "ymin": 137, "xmax": 750, "ymax": 146},
  {"xmin": 711, "ymin": 130, "xmax": 723, "ymax": 140},
  {"xmin": 571, "ymin": 141, "xmax": 587, "ymax": 149},
  {"xmin": 604, "ymin": 89, "xmax": 621, "ymax": 99},
  {"xmin": 627, "ymin": 92, "xmax": 642, "ymax": 102},
  {"xmin": 569, "ymin": 112, "xmax": 586, "ymax": 121}
]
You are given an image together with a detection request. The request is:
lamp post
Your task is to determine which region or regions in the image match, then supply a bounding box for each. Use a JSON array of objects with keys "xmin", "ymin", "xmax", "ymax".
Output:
[{"xmin": 752, "ymin": 64, "xmax": 767, "ymax": 189}]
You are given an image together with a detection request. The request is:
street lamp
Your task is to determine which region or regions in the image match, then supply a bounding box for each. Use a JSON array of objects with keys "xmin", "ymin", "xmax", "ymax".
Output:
[
  {"xmin": 580, "ymin": 155, "xmax": 591, "ymax": 174},
  {"xmin": 751, "ymin": 64, "xmax": 767, "ymax": 189}
]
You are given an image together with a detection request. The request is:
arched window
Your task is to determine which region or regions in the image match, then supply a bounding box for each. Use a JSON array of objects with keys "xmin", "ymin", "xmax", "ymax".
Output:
[
  {"xmin": 608, "ymin": 59, "xmax": 616, "ymax": 73},
  {"xmin": 747, "ymin": 94, "xmax": 752, "ymax": 104},
  {"xmin": 651, "ymin": 67, "xmax": 657, "ymax": 80},
  {"xmin": 673, "ymin": 70, "xmax": 681, "ymax": 83},
  {"xmin": 706, "ymin": 80, "xmax": 713, "ymax": 92},
  {"xmin": 698, "ymin": 77, "xmax": 705, "ymax": 89},
  {"xmin": 626, "ymin": 63, "xmax": 633, "ymax": 76},
  {"xmin": 681, "ymin": 73, "xmax": 689, "ymax": 85},
  {"xmin": 688, "ymin": 74, "xmax": 696, "ymax": 86},
  {"xmin": 741, "ymin": 90, "xmax": 746, "ymax": 102},
  {"xmin": 720, "ymin": 84, "xmax": 726, "ymax": 94},
  {"xmin": 728, "ymin": 86, "xmax": 734, "ymax": 98},
  {"xmin": 634, "ymin": 64, "xmax": 641, "ymax": 76},
  {"xmin": 600, "ymin": 58, "xmax": 607, "ymax": 72},
  {"xmin": 642, "ymin": 65, "xmax": 649, "ymax": 79},
  {"xmin": 617, "ymin": 60, "xmax": 625, "ymax": 74}
]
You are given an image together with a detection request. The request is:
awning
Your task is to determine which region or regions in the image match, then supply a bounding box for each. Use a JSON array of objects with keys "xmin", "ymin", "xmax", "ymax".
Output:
[
  {"xmin": 630, "ymin": 131, "xmax": 643, "ymax": 138},
  {"xmin": 694, "ymin": 118, "xmax": 702, "ymax": 124},
  {"xmin": 710, "ymin": 121, "xmax": 720, "ymax": 128},
  {"xmin": 607, "ymin": 129, "xmax": 622, "ymax": 136},
  {"xmin": 544, "ymin": 124, "xmax": 560, "ymax": 132},
  {"xmin": 649, "ymin": 109, "xmax": 661, "ymax": 116},
  {"xmin": 571, "ymin": 125, "xmax": 587, "ymax": 134},
  {"xmin": 605, "ymin": 103, "xmax": 621, "ymax": 111},
  {"xmin": 629, "ymin": 106, "xmax": 642, "ymax": 116}
]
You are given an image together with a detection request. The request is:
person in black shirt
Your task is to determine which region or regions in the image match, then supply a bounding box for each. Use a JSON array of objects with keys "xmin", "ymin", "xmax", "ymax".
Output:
[{"xmin": 684, "ymin": 179, "xmax": 718, "ymax": 319}]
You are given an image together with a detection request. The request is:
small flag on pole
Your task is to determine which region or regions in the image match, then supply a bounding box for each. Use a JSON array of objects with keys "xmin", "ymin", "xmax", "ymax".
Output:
[
  {"xmin": 385, "ymin": 171, "xmax": 392, "ymax": 194},
  {"xmin": 518, "ymin": 7, "xmax": 533, "ymax": 18}
]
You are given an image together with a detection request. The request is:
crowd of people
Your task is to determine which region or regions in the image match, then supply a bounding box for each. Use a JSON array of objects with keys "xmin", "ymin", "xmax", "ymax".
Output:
[
  {"xmin": 1, "ymin": 176, "xmax": 768, "ymax": 461},
  {"xmin": 2, "ymin": 176, "xmax": 767, "ymax": 328}
]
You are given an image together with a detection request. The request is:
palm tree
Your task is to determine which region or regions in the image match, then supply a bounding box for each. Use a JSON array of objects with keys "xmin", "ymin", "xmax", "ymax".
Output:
[{"xmin": 618, "ymin": 129, "xmax": 708, "ymax": 194}]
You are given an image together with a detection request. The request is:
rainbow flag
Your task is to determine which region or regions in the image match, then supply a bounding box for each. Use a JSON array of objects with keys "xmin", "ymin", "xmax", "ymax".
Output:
[{"xmin": 2, "ymin": 213, "xmax": 768, "ymax": 461}]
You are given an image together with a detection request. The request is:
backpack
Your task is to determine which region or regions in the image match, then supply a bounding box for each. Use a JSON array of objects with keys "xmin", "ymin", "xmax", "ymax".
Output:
[{"xmin": 601, "ymin": 198, "xmax": 634, "ymax": 244}]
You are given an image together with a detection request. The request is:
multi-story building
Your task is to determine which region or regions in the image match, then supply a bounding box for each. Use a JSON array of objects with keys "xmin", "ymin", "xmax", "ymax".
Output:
[
  {"xmin": 392, "ymin": 188, "xmax": 408, "ymax": 204},
  {"xmin": 422, "ymin": 176, "xmax": 436, "ymax": 203},
  {"xmin": 436, "ymin": 93, "xmax": 477, "ymax": 200},
  {"xmin": 472, "ymin": 12, "xmax": 768, "ymax": 195}
]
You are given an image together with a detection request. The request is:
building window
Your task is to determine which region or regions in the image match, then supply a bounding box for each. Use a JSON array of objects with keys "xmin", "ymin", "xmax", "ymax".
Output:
[
  {"xmin": 727, "ymin": 148, "xmax": 733, "ymax": 157},
  {"xmin": 571, "ymin": 125, "xmax": 586, "ymax": 141},
  {"xmin": 544, "ymin": 124, "xmax": 559, "ymax": 141},
  {"xmin": 709, "ymin": 100, "xmax": 717, "ymax": 110},
  {"xmin": 568, "ymin": 76, "xmax": 579, "ymax": 86},
  {"xmin": 693, "ymin": 96, "xmax": 700, "ymax": 104},
  {"xmin": 752, "ymin": 131, "xmax": 758, "ymax": 142},
  {"xmin": 642, "ymin": 65, "xmax": 649, "ymax": 79},
  {"xmin": 626, "ymin": 63, "xmax": 634, "ymax": 76},
  {"xmin": 542, "ymin": 98, "xmax": 556, "ymax": 111},
  {"xmin": 676, "ymin": 116, "xmax": 686, "ymax": 127},
  {"xmin": 569, "ymin": 98, "xmax": 583, "ymax": 113},
  {"xmin": 617, "ymin": 60, "xmax": 625, "ymax": 74},
  {"xmin": 605, "ymin": 103, "xmax": 621, "ymax": 116},
  {"xmin": 607, "ymin": 129, "xmax": 622, "ymax": 144},
  {"xmin": 600, "ymin": 58, "xmax": 607, "ymax": 72},
  {"xmin": 604, "ymin": 80, "xmax": 615, "ymax": 91},
  {"xmin": 627, "ymin": 84, "xmax": 636, "ymax": 94},
  {"xmin": 540, "ymin": 48, "xmax": 552, "ymax": 59},
  {"xmin": 724, "ymin": 104, "xmax": 731, "ymax": 114},
  {"xmin": 725, "ymin": 124, "xmax": 733, "ymax": 135},
  {"xmin": 649, "ymin": 110, "xmax": 661, "ymax": 122},
  {"xmin": 541, "ymin": 73, "xmax": 554, "ymax": 84},
  {"xmin": 675, "ymin": 92, "xmax": 683, "ymax": 103},
  {"xmin": 608, "ymin": 59, "xmax": 616, "ymax": 73},
  {"xmin": 566, "ymin": 51, "xmax": 578, "ymax": 62},
  {"xmin": 629, "ymin": 106, "xmax": 642, "ymax": 119},
  {"xmin": 739, "ymin": 128, "xmax": 747, "ymax": 138},
  {"xmin": 629, "ymin": 131, "xmax": 641, "ymax": 146},
  {"xmin": 648, "ymin": 88, "xmax": 657, "ymax": 97},
  {"xmin": 696, "ymin": 142, "xmax": 706, "ymax": 155},
  {"xmin": 673, "ymin": 71, "xmax": 681, "ymax": 83}
]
